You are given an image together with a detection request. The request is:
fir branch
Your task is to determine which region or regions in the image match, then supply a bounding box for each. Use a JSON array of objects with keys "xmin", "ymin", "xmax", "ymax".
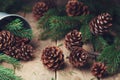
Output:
[
  {"xmin": 0, "ymin": 54, "xmax": 21, "ymax": 70},
  {"xmin": 45, "ymin": 16, "xmax": 81, "ymax": 40},
  {"xmin": 98, "ymin": 45, "xmax": 120, "ymax": 74},
  {"xmin": 12, "ymin": 29, "xmax": 33, "ymax": 40},
  {"xmin": 0, "ymin": 66, "xmax": 22, "ymax": 80},
  {"xmin": 38, "ymin": 8, "xmax": 59, "ymax": 29},
  {"xmin": 4, "ymin": 18, "xmax": 33, "ymax": 39},
  {"xmin": 92, "ymin": 36, "xmax": 108, "ymax": 52},
  {"xmin": 80, "ymin": 24, "xmax": 92, "ymax": 42},
  {"xmin": 5, "ymin": 19, "xmax": 23, "ymax": 31}
]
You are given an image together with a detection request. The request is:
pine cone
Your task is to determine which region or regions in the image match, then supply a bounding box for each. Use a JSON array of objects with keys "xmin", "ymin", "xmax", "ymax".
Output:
[
  {"xmin": 15, "ymin": 36, "xmax": 30, "ymax": 44},
  {"xmin": 69, "ymin": 47, "xmax": 88, "ymax": 67},
  {"xmin": 41, "ymin": 46, "xmax": 64, "ymax": 70},
  {"xmin": 32, "ymin": 2, "xmax": 49, "ymax": 20},
  {"xmin": 89, "ymin": 13, "xmax": 112, "ymax": 35},
  {"xmin": 66, "ymin": 0, "xmax": 89, "ymax": 16},
  {"xmin": 0, "ymin": 30, "xmax": 15, "ymax": 51},
  {"xmin": 19, "ymin": 43, "xmax": 34, "ymax": 61},
  {"xmin": 65, "ymin": 30, "xmax": 83, "ymax": 51},
  {"xmin": 3, "ymin": 46, "xmax": 21, "ymax": 60},
  {"xmin": 3, "ymin": 43, "xmax": 34, "ymax": 61},
  {"xmin": 91, "ymin": 62, "xmax": 107, "ymax": 78}
]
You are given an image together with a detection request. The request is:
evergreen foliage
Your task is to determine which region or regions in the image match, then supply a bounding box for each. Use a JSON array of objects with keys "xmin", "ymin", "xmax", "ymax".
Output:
[
  {"xmin": 0, "ymin": 54, "xmax": 21, "ymax": 69},
  {"xmin": 91, "ymin": 36, "xmax": 108, "ymax": 52},
  {"xmin": 40, "ymin": 16, "xmax": 81, "ymax": 40},
  {"xmin": 38, "ymin": 9, "xmax": 59, "ymax": 30},
  {"xmin": 0, "ymin": 66, "xmax": 22, "ymax": 80},
  {"xmin": 98, "ymin": 45, "xmax": 120, "ymax": 74},
  {"xmin": 4, "ymin": 19, "xmax": 33, "ymax": 39},
  {"xmin": 0, "ymin": 54, "xmax": 22, "ymax": 80}
]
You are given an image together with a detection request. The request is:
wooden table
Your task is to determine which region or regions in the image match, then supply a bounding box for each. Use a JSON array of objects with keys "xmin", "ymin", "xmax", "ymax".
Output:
[{"xmin": 12, "ymin": 13, "xmax": 120, "ymax": 80}]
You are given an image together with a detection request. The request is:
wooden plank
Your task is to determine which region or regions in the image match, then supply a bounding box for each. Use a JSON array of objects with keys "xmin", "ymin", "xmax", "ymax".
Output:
[
  {"xmin": 14, "ymin": 12, "xmax": 120, "ymax": 80},
  {"xmin": 15, "ymin": 13, "xmax": 56, "ymax": 80}
]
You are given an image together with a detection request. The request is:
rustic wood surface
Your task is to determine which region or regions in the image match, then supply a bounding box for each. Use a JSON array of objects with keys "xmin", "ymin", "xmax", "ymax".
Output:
[{"xmin": 5, "ymin": 13, "xmax": 120, "ymax": 80}]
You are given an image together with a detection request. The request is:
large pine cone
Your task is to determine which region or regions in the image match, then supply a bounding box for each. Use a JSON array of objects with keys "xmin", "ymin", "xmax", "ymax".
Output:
[
  {"xmin": 65, "ymin": 30, "xmax": 83, "ymax": 51},
  {"xmin": 69, "ymin": 47, "xmax": 88, "ymax": 67},
  {"xmin": 0, "ymin": 30, "xmax": 15, "ymax": 51},
  {"xmin": 41, "ymin": 46, "xmax": 64, "ymax": 70},
  {"xmin": 89, "ymin": 13, "xmax": 112, "ymax": 35},
  {"xmin": 66, "ymin": 0, "xmax": 89, "ymax": 16},
  {"xmin": 32, "ymin": 2, "xmax": 49, "ymax": 20},
  {"xmin": 3, "ymin": 43, "xmax": 34, "ymax": 61},
  {"xmin": 91, "ymin": 62, "xmax": 107, "ymax": 78}
]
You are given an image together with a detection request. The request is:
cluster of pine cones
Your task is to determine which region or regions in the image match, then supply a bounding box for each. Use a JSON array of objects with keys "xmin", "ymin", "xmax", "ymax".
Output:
[
  {"xmin": 34, "ymin": 0, "xmax": 113, "ymax": 79},
  {"xmin": 41, "ymin": 30, "xmax": 107, "ymax": 78},
  {"xmin": 32, "ymin": 0, "xmax": 89, "ymax": 20},
  {"xmin": 40, "ymin": 12, "xmax": 112, "ymax": 79},
  {"xmin": 0, "ymin": 30, "xmax": 34, "ymax": 61},
  {"xmin": 64, "ymin": 30, "xmax": 108, "ymax": 78}
]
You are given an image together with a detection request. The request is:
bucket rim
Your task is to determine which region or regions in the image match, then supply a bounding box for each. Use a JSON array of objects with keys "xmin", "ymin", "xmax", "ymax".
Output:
[{"xmin": 0, "ymin": 13, "xmax": 31, "ymax": 29}]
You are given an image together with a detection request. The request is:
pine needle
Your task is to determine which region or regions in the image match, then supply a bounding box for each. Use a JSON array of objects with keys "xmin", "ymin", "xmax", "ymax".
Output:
[
  {"xmin": 4, "ymin": 18, "xmax": 33, "ymax": 39},
  {"xmin": 98, "ymin": 45, "xmax": 120, "ymax": 74},
  {"xmin": 0, "ymin": 66, "xmax": 22, "ymax": 80},
  {"xmin": 0, "ymin": 54, "xmax": 21, "ymax": 70}
]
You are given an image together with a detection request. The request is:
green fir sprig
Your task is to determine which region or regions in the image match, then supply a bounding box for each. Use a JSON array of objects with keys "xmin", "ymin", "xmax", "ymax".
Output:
[
  {"xmin": 0, "ymin": 54, "xmax": 21, "ymax": 70},
  {"xmin": 98, "ymin": 45, "xmax": 120, "ymax": 74},
  {"xmin": 0, "ymin": 54, "xmax": 22, "ymax": 80},
  {"xmin": 4, "ymin": 18, "xmax": 33, "ymax": 39},
  {"xmin": 0, "ymin": 66, "xmax": 22, "ymax": 80}
]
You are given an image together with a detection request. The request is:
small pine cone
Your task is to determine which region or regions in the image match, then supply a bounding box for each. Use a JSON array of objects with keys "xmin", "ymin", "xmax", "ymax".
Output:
[
  {"xmin": 65, "ymin": 30, "xmax": 83, "ymax": 51},
  {"xmin": 0, "ymin": 30, "xmax": 15, "ymax": 51},
  {"xmin": 41, "ymin": 46, "xmax": 64, "ymax": 70},
  {"xmin": 91, "ymin": 62, "xmax": 107, "ymax": 78},
  {"xmin": 66, "ymin": 0, "xmax": 89, "ymax": 16},
  {"xmin": 89, "ymin": 13, "xmax": 112, "ymax": 35},
  {"xmin": 69, "ymin": 47, "xmax": 88, "ymax": 67},
  {"xmin": 32, "ymin": 2, "xmax": 49, "ymax": 20}
]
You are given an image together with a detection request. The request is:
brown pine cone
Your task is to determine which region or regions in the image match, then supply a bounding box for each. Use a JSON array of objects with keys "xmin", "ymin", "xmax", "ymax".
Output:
[
  {"xmin": 0, "ymin": 30, "xmax": 15, "ymax": 51},
  {"xmin": 89, "ymin": 13, "xmax": 112, "ymax": 35},
  {"xmin": 3, "ymin": 43, "xmax": 34, "ymax": 61},
  {"xmin": 65, "ymin": 30, "xmax": 83, "ymax": 51},
  {"xmin": 66, "ymin": 0, "xmax": 89, "ymax": 16},
  {"xmin": 19, "ymin": 43, "xmax": 34, "ymax": 61},
  {"xmin": 15, "ymin": 36, "xmax": 30, "ymax": 44},
  {"xmin": 41, "ymin": 46, "xmax": 64, "ymax": 70},
  {"xmin": 69, "ymin": 47, "xmax": 88, "ymax": 67},
  {"xmin": 3, "ymin": 46, "xmax": 21, "ymax": 60},
  {"xmin": 91, "ymin": 62, "xmax": 107, "ymax": 78},
  {"xmin": 32, "ymin": 2, "xmax": 49, "ymax": 20}
]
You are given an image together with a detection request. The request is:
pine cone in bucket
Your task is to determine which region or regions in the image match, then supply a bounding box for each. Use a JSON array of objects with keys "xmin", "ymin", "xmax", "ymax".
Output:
[
  {"xmin": 3, "ymin": 43, "xmax": 34, "ymax": 61},
  {"xmin": 66, "ymin": 0, "xmax": 89, "ymax": 16},
  {"xmin": 15, "ymin": 36, "xmax": 30, "ymax": 44},
  {"xmin": 89, "ymin": 13, "xmax": 112, "ymax": 35},
  {"xmin": 65, "ymin": 30, "xmax": 83, "ymax": 51},
  {"xmin": 91, "ymin": 62, "xmax": 107, "ymax": 78},
  {"xmin": 0, "ymin": 30, "xmax": 15, "ymax": 51},
  {"xmin": 32, "ymin": 2, "xmax": 49, "ymax": 20},
  {"xmin": 69, "ymin": 47, "xmax": 88, "ymax": 67},
  {"xmin": 41, "ymin": 46, "xmax": 64, "ymax": 70}
]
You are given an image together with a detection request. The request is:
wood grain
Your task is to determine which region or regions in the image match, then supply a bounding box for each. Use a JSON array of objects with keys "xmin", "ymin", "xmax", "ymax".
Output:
[{"xmin": 8, "ymin": 13, "xmax": 120, "ymax": 80}]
